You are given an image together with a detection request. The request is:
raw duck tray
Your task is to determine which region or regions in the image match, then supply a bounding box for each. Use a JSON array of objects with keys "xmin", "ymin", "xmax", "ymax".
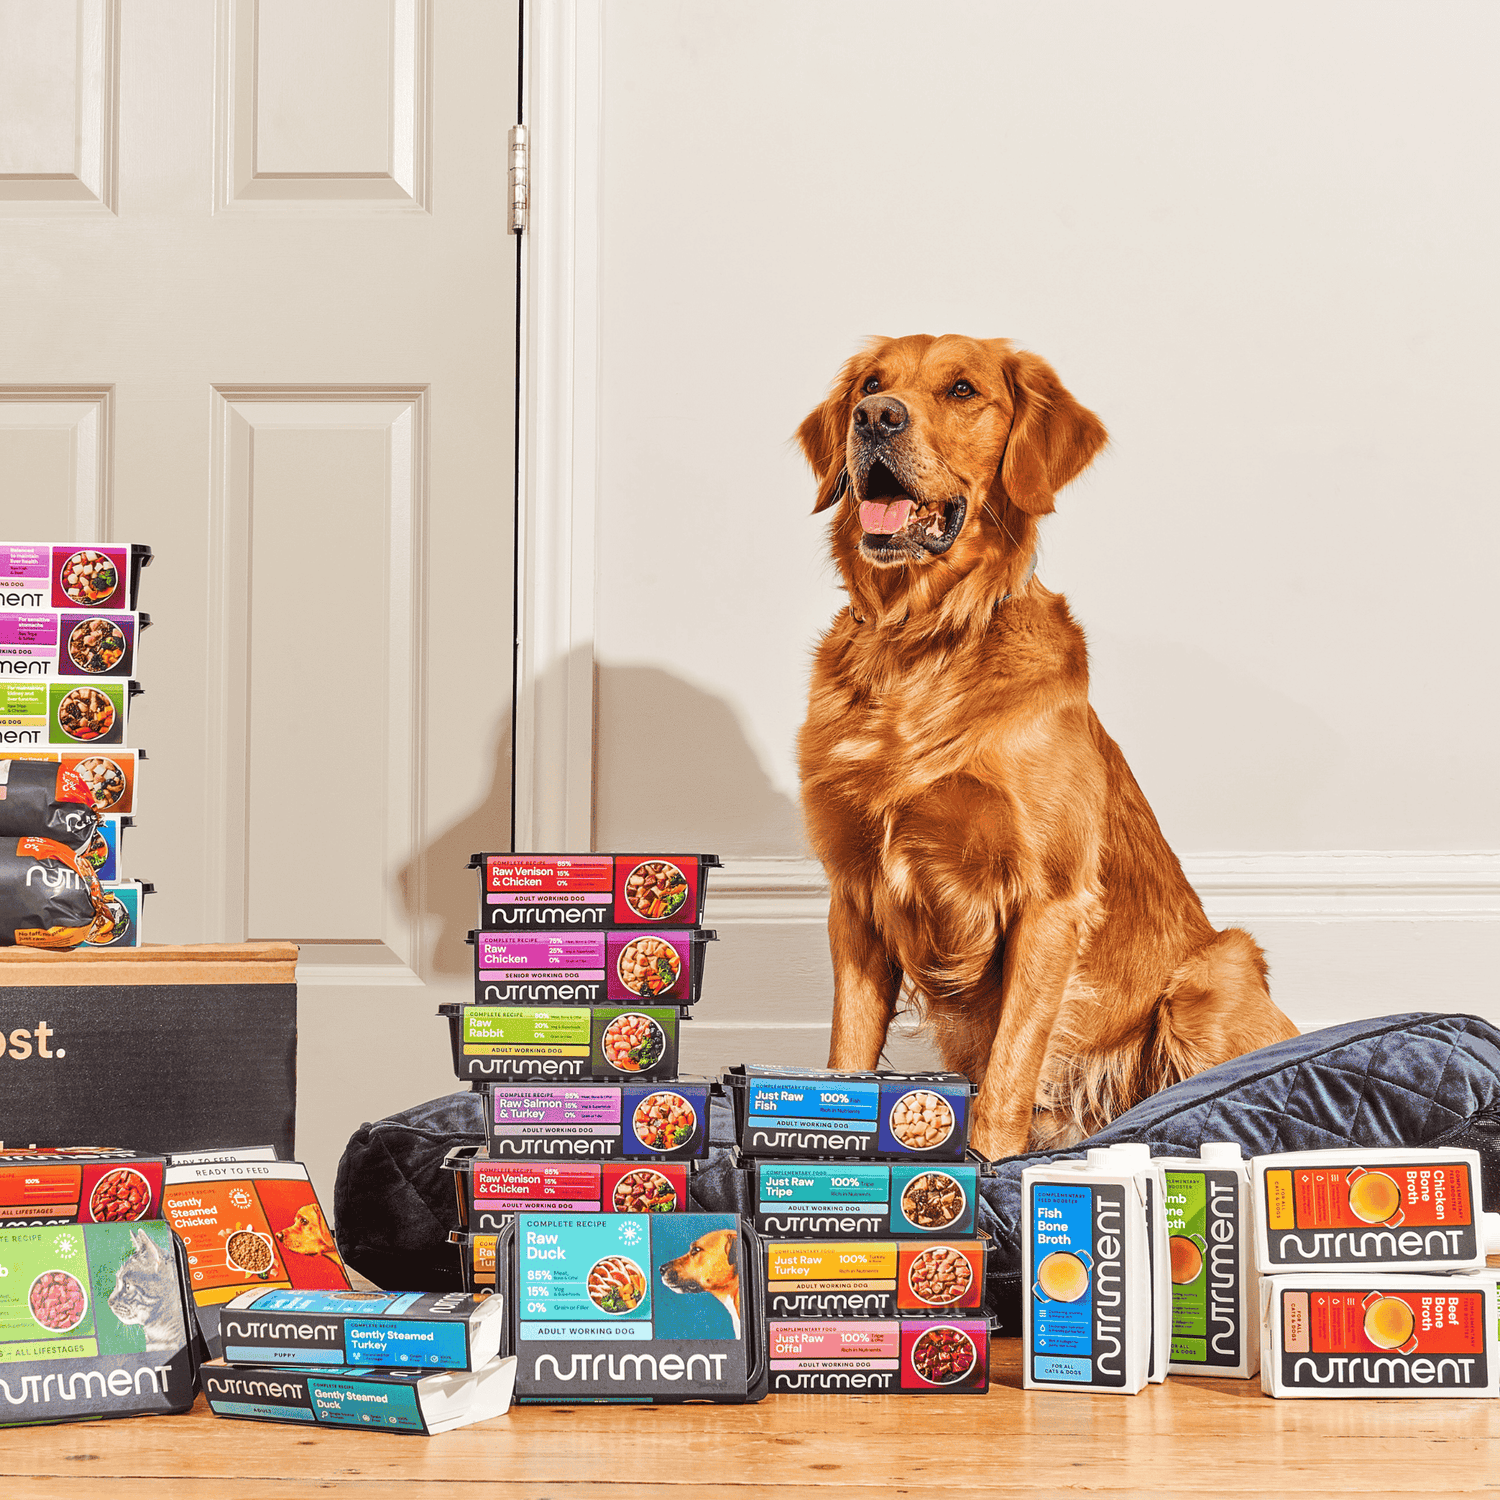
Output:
[
  {"xmin": 468, "ymin": 927, "xmax": 717, "ymax": 1006},
  {"xmin": 472, "ymin": 852, "xmax": 719, "ymax": 931},
  {"xmin": 723, "ymin": 1066, "xmax": 976, "ymax": 1161},
  {"xmin": 478, "ymin": 1079, "xmax": 715, "ymax": 1162},
  {"xmin": 438, "ymin": 1001, "xmax": 682, "ymax": 1083},
  {"xmin": 444, "ymin": 1145, "xmax": 693, "ymax": 1232}
]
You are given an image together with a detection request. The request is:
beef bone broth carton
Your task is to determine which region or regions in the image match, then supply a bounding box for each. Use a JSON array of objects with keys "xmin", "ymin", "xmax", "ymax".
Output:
[
  {"xmin": 1261, "ymin": 1274, "xmax": 1499, "ymax": 1398},
  {"xmin": 1252, "ymin": 1147, "xmax": 1500, "ymax": 1273},
  {"xmin": 473, "ymin": 852, "xmax": 719, "ymax": 930},
  {"xmin": 1022, "ymin": 1157, "xmax": 1152, "ymax": 1394},
  {"xmin": 0, "ymin": 1220, "xmax": 197, "ymax": 1427}
]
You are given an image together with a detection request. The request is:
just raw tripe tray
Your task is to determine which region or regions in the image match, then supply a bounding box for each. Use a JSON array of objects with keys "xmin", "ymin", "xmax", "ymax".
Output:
[
  {"xmin": 741, "ymin": 1159, "xmax": 983, "ymax": 1238},
  {"xmin": 472, "ymin": 852, "xmax": 719, "ymax": 930}
]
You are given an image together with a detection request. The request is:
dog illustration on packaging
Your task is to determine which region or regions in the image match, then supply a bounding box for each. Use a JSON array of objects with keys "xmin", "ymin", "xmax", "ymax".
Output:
[{"xmin": 659, "ymin": 1228, "xmax": 742, "ymax": 1340}]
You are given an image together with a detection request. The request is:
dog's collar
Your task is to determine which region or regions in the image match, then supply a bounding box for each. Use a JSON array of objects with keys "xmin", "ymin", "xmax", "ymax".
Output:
[{"xmin": 849, "ymin": 553, "xmax": 1038, "ymax": 627}]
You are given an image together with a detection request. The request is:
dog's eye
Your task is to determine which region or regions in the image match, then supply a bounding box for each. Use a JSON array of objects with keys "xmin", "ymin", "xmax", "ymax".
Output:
[
  {"xmin": 862, "ymin": 376, "xmax": 880, "ymax": 394},
  {"xmin": 949, "ymin": 379, "xmax": 975, "ymax": 399}
]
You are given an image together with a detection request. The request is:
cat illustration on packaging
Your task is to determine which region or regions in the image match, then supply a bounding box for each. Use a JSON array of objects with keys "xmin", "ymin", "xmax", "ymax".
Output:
[{"xmin": 108, "ymin": 1228, "xmax": 186, "ymax": 1353}]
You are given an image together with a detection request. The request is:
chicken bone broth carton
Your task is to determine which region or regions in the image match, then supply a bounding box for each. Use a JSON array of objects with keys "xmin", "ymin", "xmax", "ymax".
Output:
[
  {"xmin": 503, "ymin": 1212, "xmax": 768, "ymax": 1405},
  {"xmin": 744, "ymin": 1160, "xmax": 982, "ymax": 1238},
  {"xmin": 0, "ymin": 1220, "xmax": 197, "ymax": 1427},
  {"xmin": 438, "ymin": 1002, "xmax": 682, "ymax": 1083},
  {"xmin": 1156, "ymin": 1142, "xmax": 1258, "ymax": 1379},
  {"xmin": 218, "ymin": 1289, "xmax": 505, "ymax": 1371},
  {"xmin": 1022, "ymin": 1158, "xmax": 1152, "ymax": 1394},
  {"xmin": 1261, "ymin": 1274, "xmax": 1498, "ymax": 1398},
  {"xmin": 469, "ymin": 928, "xmax": 717, "ymax": 1006},
  {"xmin": 1252, "ymin": 1147, "xmax": 1498, "ymax": 1273},
  {"xmin": 0, "ymin": 1148, "xmax": 166, "ymax": 1228},
  {"xmin": 768, "ymin": 1318, "xmax": 990, "ymax": 1394},
  {"xmin": 724, "ymin": 1066, "xmax": 974, "ymax": 1161},
  {"xmin": 763, "ymin": 1236, "xmax": 988, "ymax": 1319},
  {"xmin": 473, "ymin": 852, "xmax": 719, "ymax": 930},
  {"xmin": 480, "ymin": 1079, "xmax": 713, "ymax": 1161}
]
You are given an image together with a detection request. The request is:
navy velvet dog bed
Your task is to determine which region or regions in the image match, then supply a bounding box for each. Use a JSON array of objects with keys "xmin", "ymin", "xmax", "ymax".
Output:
[{"xmin": 335, "ymin": 1012, "xmax": 1500, "ymax": 1324}]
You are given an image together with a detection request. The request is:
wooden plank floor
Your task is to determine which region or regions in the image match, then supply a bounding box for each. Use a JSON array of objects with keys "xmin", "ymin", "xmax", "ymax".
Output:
[{"xmin": 2, "ymin": 1339, "xmax": 1498, "ymax": 1499}]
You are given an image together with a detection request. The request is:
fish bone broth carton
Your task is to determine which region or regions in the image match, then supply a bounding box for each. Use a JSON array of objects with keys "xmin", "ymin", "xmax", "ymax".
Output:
[
  {"xmin": 1022, "ymin": 1159, "xmax": 1151, "ymax": 1394},
  {"xmin": 1099, "ymin": 1146, "xmax": 1169, "ymax": 1384},
  {"xmin": 1252, "ymin": 1148, "xmax": 1497, "ymax": 1274},
  {"xmin": 1156, "ymin": 1142, "xmax": 1258, "ymax": 1379},
  {"xmin": 1261, "ymin": 1274, "xmax": 1499, "ymax": 1399}
]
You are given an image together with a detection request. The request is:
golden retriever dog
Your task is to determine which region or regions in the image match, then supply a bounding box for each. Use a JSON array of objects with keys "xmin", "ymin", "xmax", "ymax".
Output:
[
  {"xmin": 660, "ymin": 1228, "xmax": 742, "ymax": 1339},
  {"xmin": 796, "ymin": 335, "xmax": 1298, "ymax": 1162}
]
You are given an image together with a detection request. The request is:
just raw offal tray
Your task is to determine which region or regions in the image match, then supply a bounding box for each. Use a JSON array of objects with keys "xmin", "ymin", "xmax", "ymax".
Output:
[
  {"xmin": 741, "ymin": 1159, "xmax": 983, "ymax": 1238},
  {"xmin": 438, "ymin": 1001, "xmax": 682, "ymax": 1083},
  {"xmin": 472, "ymin": 852, "xmax": 719, "ymax": 930},
  {"xmin": 768, "ymin": 1318, "xmax": 990, "ymax": 1395},
  {"xmin": 468, "ymin": 928, "xmax": 717, "ymax": 1006},
  {"xmin": 445, "ymin": 1145, "xmax": 692, "ymax": 1232},
  {"xmin": 479, "ymin": 1079, "xmax": 714, "ymax": 1162},
  {"xmin": 723, "ymin": 1066, "xmax": 976, "ymax": 1161},
  {"xmin": 0, "ymin": 544, "xmax": 152, "ymax": 614}
]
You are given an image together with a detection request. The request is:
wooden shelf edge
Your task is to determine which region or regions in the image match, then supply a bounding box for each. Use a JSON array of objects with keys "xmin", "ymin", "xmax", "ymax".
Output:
[{"xmin": 0, "ymin": 942, "xmax": 299, "ymax": 987}]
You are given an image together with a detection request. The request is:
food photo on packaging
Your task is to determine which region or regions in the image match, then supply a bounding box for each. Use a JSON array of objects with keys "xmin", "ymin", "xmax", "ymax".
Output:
[
  {"xmin": 0, "ymin": 758, "xmax": 100, "ymax": 848},
  {"xmin": 438, "ymin": 1002, "xmax": 682, "ymax": 1082},
  {"xmin": 0, "ymin": 1148, "xmax": 166, "ymax": 1227},
  {"xmin": 0, "ymin": 833, "xmax": 113, "ymax": 949},
  {"xmin": 742, "ymin": 1160, "xmax": 983, "ymax": 1238},
  {"xmin": 0, "ymin": 611, "xmax": 144, "ymax": 679},
  {"xmin": 479, "ymin": 1079, "xmax": 713, "ymax": 1161},
  {"xmin": 469, "ymin": 927, "xmax": 717, "ymax": 1005},
  {"xmin": 474, "ymin": 852, "xmax": 718, "ymax": 930},
  {"xmin": 763, "ymin": 1236, "xmax": 988, "ymax": 1319},
  {"xmin": 0, "ymin": 544, "xmax": 152, "ymax": 614},
  {"xmin": 768, "ymin": 1318, "xmax": 990, "ymax": 1395},
  {"xmin": 81, "ymin": 879, "xmax": 150, "ymax": 947}
]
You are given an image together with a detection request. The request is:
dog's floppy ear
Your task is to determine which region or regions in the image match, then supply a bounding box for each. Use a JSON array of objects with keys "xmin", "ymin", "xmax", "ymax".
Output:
[
  {"xmin": 723, "ymin": 1231, "xmax": 738, "ymax": 1269},
  {"xmin": 796, "ymin": 353, "xmax": 867, "ymax": 514},
  {"xmin": 997, "ymin": 349, "xmax": 1108, "ymax": 516}
]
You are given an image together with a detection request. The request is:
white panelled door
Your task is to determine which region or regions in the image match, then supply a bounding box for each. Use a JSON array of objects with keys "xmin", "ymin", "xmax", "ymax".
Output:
[{"xmin": 0, "ymin": 0, "xmax": 521, "ymax": 1198}]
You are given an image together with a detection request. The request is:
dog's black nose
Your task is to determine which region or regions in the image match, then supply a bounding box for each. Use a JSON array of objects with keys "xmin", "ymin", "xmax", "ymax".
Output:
[{"xmin": 852, "ymin": 395, "xmax": 908, "ymax": 437}]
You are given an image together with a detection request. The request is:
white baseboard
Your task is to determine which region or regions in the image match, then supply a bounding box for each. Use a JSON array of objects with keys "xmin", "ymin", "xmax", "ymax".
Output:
[{"xmin": 705, "ymin": 852, "xmax": 1500, "ymax": 925}]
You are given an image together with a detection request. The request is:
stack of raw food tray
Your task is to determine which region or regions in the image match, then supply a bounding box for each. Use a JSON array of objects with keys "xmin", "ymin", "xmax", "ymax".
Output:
[
  {"xmin": 0, "ymin": 541, "xmax": 152, "ymax": 945},
  {"xmin": 443, "ymin": 853, "xmax": 721, "ymax": 1291},
  {"xmin": 720, "ymin": 1063, "xmax": 993, "ymax": 1395}
]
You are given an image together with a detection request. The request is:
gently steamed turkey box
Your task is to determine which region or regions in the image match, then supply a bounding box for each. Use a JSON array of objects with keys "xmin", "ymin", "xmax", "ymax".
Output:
[
  {"xmin": 723, "ymin": 1067, "xmax": 975, "ymax": 1161},
  {"xmin": 768, "ymin": 1318, "xmax": 990, "ymax": 1395},
  {"xmin": 479, "ymin": 1080, "xmax": 714, "ymax": 1162},
  {"xmin": 763, "ymin": 1236, "xmax": 988, "ymax": 1319},
  {"xmin": 469, "ymin": 928, "xmax": 717, "ymax": 1006},
  {"xmin": 0, "ymin": 1148, "xmax": 164, "ymax": 1228},
  {"xmin": 0, "ymin": 545, "xmax": 152, "ymax": 614},
  {"xmin": 439, "ymin": 1001, "xmax": 682, "ymax": 1083},
  {"xmin": 742, "ymin": 1159, "xmax": 983, "ymax": 1238},
  {"xmin": 473, "ymin": 852, "xmax": 719, "ymax": 930}
]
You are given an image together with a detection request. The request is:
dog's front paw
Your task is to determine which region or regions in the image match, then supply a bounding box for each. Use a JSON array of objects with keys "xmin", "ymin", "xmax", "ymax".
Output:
[{"xmin": 967, "ymin": 1117, "xmax": 1031, "ymax": 1164}]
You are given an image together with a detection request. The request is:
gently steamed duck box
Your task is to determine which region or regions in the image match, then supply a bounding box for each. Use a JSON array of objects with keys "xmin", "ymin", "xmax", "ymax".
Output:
[
  {"xmin": 469, "ymin": 928, "xmax": 717, "ymax": 1006},
  {"xmin": 479, "ymin": 1079, "xmax": 714, "ymax": 1162},
  {"xmin": 473, "ymin": 852, "xmax": 718, "ymax": 931},
  {"xmin": 742, "ymin": 1159, "xmax": 983, "ymax": 1238},
  {"xmin": 438, "ymin": 1001, "xmax": 682, "ymax": 1083},
  {"xmin": 723, "ymin": 1066, "xmax": 975, "ymax": 1161}
]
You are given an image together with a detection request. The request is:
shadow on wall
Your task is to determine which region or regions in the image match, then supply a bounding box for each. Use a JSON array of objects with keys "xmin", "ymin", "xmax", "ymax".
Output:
[{"xmin": 401, "ymin": 662, "xmax": 806, "ymax": 978}]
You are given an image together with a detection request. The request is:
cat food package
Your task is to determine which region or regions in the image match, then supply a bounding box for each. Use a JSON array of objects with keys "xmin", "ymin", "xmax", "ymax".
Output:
[
  {"xmin": 469, "ymin": 928, "xmax": 718, "ymax": 1006},
  {"xmin": 763, "ymin": 1236, "xmax": 988, "ymax": 1319},
  {"xmin": 0, "ymin": 610, "xmax": 146, "ymax": 679},
  {"xmin": 479, "ymin": 1079, "xmax": 714, "ymax": 1162},
  {"xmin": 0, "ymin": 834, "xmax": 112, "ymax": 949},
  {"xmin": 0, "ymin": 544, "xmax": 152, "ymax": 613},
  {"xmin": 445, "ymin": 1146, "xmax": 690, "ymax": 1233},
  {"xmin": 0, "ymin": 759, "xmax": 99, "ymax": 848},
  {"xmin": 0, "ymin": 1219, "xmax": 197, "ymax": 1427},
  {"xmin": 473, "ymin": 852, "xmax": 719, "ymax": 930},
  {"xmin": 501, "ymin": 1211, "xmax": 768, "ymax": 1405},
  {"xmin": 201, "ymin": 1354, "xmax": 517, "ymax": 1434},
  {"xmin": 1260, "ymin": 1273, "xmax": 1499, "ymax": 1398},
  {"xmin": 80, "ymin": 879, "xmax": 150, "ymax": 948},
  {"xmin": 439, "ymin": 1002, "xmax": 682, "ymax": 1083},
  {"xmin": 0, "ymin": 680, "xmax": 140, "ymax": 749},
  {"xmin": 768, "ymin": 1318, "xmax": 990, "ymax": 1395},
  {"xmin": 0, "ymin": 1148, "xmax": 165, "ymax": 1228},
  {"xmin": 722, "ymin": 1066, "xmax": 975, "ymax": 1161},
  {"xmin": 1021, "ymin": 1158, "xmax": 1153, "ymax": 1394},
  {"xmin": 5, "ymin": 750, "xmax": 144, "ymax": 815},
  {"xmin": 218, "ymin": 1288, "xmax": 505, "ymax": 1371},
  {"xmin": 1251, "ymin": 1148, "xmax": 1500, "ymax": 1274},
  {"xmin": 742, "ymin": 1159, "xmax": 982, "ymax": 1238}
]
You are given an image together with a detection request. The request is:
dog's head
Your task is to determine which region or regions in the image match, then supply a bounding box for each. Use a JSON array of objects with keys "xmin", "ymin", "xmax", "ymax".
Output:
[
  {"xmin": 797, "ymin": 335, "xmax": 1107, "ymax": 616},
  {"xmin": 659, "ymin": 1228, "xmax": 740, "ymax": 1300}
]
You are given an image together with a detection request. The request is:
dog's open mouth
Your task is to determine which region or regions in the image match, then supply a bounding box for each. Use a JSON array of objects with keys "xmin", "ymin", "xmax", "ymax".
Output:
[{"xmin": 856, "ymin": 460, "xmax": 966, "ymax": 558}]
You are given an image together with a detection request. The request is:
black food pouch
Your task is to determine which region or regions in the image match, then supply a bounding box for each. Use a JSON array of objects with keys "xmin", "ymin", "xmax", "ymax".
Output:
[
  {"xmin": 0, "ymin": 759, "xmax": 100, "ymax": 849},
  {"xmin": 0, "ymin": 834, "xmax": 112, "ymax": 949}
]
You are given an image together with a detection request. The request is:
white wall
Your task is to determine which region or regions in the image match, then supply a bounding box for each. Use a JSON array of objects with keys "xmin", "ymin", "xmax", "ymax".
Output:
[{"xmin": 587, "ymin": 0, "xmax": 1500, "ymax": 1056}]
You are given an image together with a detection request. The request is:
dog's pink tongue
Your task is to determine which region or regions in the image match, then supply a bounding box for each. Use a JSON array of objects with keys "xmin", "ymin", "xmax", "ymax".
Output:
[{"xmin": 859, "ymin": 498, "xmax": 914, "ymax": 534}]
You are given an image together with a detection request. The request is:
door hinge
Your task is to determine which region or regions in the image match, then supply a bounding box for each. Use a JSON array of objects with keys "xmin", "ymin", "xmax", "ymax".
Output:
[{"xmin": 508, "ymin": 124, "xmax": 529, "ymax": 234}]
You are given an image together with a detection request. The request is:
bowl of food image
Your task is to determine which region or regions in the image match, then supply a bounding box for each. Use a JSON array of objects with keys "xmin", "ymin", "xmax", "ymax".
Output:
[
  {"xmin": 29, "ymin": 1270, "xmax": 89, "ymax": 1333},
  {"xmin": 56, "ymin": 686, "xmax": 115, "ymax": 742},
  {"xmin": 586, "ymin": 1255, "xmax": 646, "ymax": 1314},
  {"xmin": 631, "ymin": 1092, "xmax": 697, "ymax": 1152},
  {"xmin": 612, "ymin": 1169, "xmax": 678, "ymax": 1213},
  {"xmin": 907, "ymin": 1246, "xmax": 974, "ymax": 1306},
  {"xmin": 888, "ymin": 1090, "xmax": 956, "ymax": 1150},
  {"xmin": 87, "ymin": 895, "xmax": 131, "ymax": 947},
  {"xmin": 623, "ymin": 860, "xmax": 690, "ymax": 921},
  {"xmin": 225, "ymin": 1228, "xmax": 277, "ymax": 1277},
  {"xmin": 60, "ymin": 551, "xmax": 118, "ymax": 607},
  {"xmin": 900, "ymin": 1172, "xmax": 967, "ymax": 1231},
  {"xmin": 74, "ymin": 756, "xmax": 126, "ymax": 810},
  {"xmin": 89, "ymin": 1166, "xmax": 152, "ymax": 1222},
  {"xmin": 80, "ymin": 827, "xmax": 109, "ymax": 873},
  {"xmin": 617, "ymin": 937, "xmax": 682, "ymax": 999},
  {"xmin": 601, "ymin": 1012, "xmax": 665, "ymax": 1072},
  {"xmin": 910, "ymin": 1324, "xmax": 978, "ymax": 1385},
  {"xmin": 67, "ymin": 618, "xmax": 126, "ymax": 673}
]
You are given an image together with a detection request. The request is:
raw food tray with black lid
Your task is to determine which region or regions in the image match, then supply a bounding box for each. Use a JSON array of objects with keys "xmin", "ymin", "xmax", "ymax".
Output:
[
  {"xmin": 438, "ymin": 1001, "xmax": 683, "ymax": 1083},
  {"xmin": 468, "ymin": 927, "xmax": 717, "ymax": 1006},
  {"xmin": 471, "ymin": 852, "xmax": 719, "ymax": 931},
  {"xmin": 478, "ymin": 1077, "xmax": 716, "ymax": 1161},
  {"xmin": 737, "ymin": 1156, "xmax": 986, "ymax": 1237}
]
